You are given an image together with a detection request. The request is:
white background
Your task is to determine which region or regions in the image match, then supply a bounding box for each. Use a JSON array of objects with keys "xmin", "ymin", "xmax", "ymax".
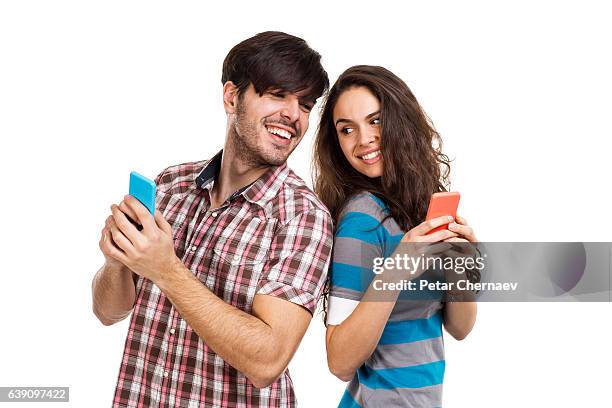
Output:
[{"xmin": 1, "ymin": 1, "xmax": 611, "ymax": 407}]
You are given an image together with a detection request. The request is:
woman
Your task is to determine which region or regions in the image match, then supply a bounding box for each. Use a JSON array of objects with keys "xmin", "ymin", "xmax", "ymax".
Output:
[{"xmin": 313, "ymin": 65, "xmax": 478, "ymax": 407}]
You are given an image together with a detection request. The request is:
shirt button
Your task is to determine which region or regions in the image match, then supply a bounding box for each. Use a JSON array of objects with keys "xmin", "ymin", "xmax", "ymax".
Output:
[
  {"xmin": 169, "ymin": 328, "xmax": 175, "ymax": 335},
  {"xmin": 163, "ymin": 371, "xmax": 169, "ymax": 378},
  {"xmin": 232, "ymin": 255, "xmax": 240, "ymax": 263},
  {"xmin": 211, "ymin": 211, "xmax": 218, "ymax": 218},
  {"xmin": 190, "ymin": 246, "xmax": 197, "ymax": 252}
]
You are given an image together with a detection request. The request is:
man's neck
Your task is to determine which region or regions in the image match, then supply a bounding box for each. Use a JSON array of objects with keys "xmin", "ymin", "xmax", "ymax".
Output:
[{"xmin": 209, "ymin": 147, "xmax": 271, "ymax": 210}]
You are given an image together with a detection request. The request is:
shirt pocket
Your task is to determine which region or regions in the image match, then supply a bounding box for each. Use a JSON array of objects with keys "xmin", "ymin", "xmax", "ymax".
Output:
[
  {"xmin": 207, "ymin": 216, "xmax": 274, "ymax": 310},
  {"xmin": 212, "ymin": 242, "xmax": 267, "ymax": 267}
]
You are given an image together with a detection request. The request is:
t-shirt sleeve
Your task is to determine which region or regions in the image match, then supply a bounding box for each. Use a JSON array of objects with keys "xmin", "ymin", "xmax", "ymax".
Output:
[
  {"xmin": 256, "ymin": 206, "xmax": 334, "ymax": 315},
  {"xmin": 327, "ymin": 195, "xmax": 389, "ymax": 326}
]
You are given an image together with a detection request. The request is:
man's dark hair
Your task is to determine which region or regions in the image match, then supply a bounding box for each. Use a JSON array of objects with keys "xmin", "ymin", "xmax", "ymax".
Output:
[{"xmin": 222, "ymin": 31, "xmax": 329, "ymax": 102}]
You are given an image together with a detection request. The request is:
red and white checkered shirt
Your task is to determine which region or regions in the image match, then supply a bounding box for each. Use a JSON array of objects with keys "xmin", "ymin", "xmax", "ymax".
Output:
[{"xmin": 112, "ymin": 151, "xmax": 333, "ymax": 407}]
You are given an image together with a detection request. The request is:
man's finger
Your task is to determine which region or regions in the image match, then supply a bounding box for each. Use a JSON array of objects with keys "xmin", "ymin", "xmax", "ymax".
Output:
[
  {"xmin": 154, "ymin": 210, "xmax": 173, "ymax": 235},
  {"xmin": 123, "ymin": 195, "xmax": 156, "ymax": 231},
  {"xmin": 119, "ymin": 200, "xmax": 139, "ymax": 223},
  {"xmin": 109, "ymin": 220, "xmax": 136, "ymax": 257},
  {"xmin": 111, "ymin": 205, "xmax": 144, "ymax": 247},
  {"xmin": 104, "ymin": 234, "xmax": 130, "ymax": 266},
  {"xmin": 100, "ymin": 225, "xmax": 126, "ymax": 260}
]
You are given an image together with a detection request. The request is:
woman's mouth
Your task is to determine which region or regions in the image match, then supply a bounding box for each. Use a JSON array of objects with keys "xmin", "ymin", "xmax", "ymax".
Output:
[{"xmin": 358, "ymin": 150, "xmax": 382, "ymax": 164}]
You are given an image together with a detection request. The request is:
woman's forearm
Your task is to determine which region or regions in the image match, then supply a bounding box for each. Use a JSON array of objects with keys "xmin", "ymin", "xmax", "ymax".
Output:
[
  {"xmin": 326, "ymin": 267, "xmax": 407, "ymax": 380},
  {"xmin": 326, "ymin": 299, "xmax": 396, "ymax": 380},
  {"xmin": 443, "ymin": 301, "xmax": 477, "ymax": 340},
  {"xmin": 325, "ymin": 241, "xmax": 439, "ymax": 380}
]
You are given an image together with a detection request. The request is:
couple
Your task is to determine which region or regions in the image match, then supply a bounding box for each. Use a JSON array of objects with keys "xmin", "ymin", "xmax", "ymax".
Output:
[{"xmin": 92, "ymin": 31, "xmax": 477, "ymax": 407}]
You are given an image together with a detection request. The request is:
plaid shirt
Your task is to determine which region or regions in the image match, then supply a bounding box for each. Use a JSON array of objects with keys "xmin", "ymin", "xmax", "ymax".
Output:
[{"xmin": 112, "ymin": 151, "xmax": 333, "ymax": 407}]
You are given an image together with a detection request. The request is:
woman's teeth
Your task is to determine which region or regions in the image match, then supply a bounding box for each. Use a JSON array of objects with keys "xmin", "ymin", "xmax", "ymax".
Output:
[
  {"xmin": 361, "ymin": 150, "xmax": 381, "ymax": 160},
  {"xmin": 267, "ymin": 127, "xmax": 292, "ymax": 139}
]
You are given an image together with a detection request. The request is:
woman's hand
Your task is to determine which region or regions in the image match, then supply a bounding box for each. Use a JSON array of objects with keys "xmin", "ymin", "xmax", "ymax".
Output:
[
  {"xmin": 401, "ymin": 215, "xmax": 459, "ymax": 243},
  {"xmin": 446, "ymin": 215, "xmax": 477, "ymax": 242}
]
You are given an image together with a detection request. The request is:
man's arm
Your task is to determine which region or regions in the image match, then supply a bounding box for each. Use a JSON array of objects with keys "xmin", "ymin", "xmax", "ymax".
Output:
[
  {"xmin": 105, "ymin": 195, "xmax": 332, "ymax": 388},
  {"xmin": 156, "ymin": 265, "xmax": 311, "ymax": 388},
  {"xmin": 91, "ymin": 215, "xmax": 138, "ymax": 326},
  {"xmin": 92, "ymin": 262, "xmax": 137, "ymax": 326}
]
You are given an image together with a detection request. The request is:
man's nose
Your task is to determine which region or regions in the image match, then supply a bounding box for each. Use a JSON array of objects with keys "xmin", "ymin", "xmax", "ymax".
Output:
[{"xmin": 280, "ymin": 96, "xmax": 301, "ymax": 123}]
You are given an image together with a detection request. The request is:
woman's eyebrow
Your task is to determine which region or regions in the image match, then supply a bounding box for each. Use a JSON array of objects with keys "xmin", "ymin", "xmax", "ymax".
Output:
[
  {"xmin": 335, "ymin": 118, "xmax": 352, "ymax": 126},
  {"xmin": 365, "ymin": 110, "xmax": 380, "ymax": 119},
  {"xmin": 336, "ymin": 110, "xmax": 380, "ymax": 126}
]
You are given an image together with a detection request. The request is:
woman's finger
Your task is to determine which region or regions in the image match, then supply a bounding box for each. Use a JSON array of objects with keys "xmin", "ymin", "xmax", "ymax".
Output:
[
  {"xmin": 420, "ymin": 228, "xmax": 458, "ymax": 243},
  {"xmin": 448, "ymin": 222, "xmax": 477, "ymax": 242},
  {"xmin": 444, "ymin": 237, "xmax": 469, "ymax": 243},
  {"xmin": 455, "ymin": 214, "xmax": 468, "ymax": 225},
  {"xmin": 409, "ymin": 215, "xmax": 455, "ymax": 237}
]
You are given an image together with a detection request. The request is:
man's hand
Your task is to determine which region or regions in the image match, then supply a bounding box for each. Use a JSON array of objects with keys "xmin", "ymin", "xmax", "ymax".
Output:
[
  {"xmin": 106, "ymin": 195, "xmax": 180, "ymax": 284},
  {"xmin": 99, "ymin": 215, "xmax": 126, "ymax": 271}
]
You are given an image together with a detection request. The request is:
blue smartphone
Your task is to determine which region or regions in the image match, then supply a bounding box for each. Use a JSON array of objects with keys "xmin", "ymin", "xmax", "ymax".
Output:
[{"xmin": 129, "ymin": 171, "xmax": 156, "ymax": 215}]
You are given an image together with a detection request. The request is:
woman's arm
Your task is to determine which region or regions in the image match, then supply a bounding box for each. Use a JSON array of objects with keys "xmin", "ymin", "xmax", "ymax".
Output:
[
  {"xmin": 326, "ymin": 274, "xmax": 401, "ymax": 381},
  {"xmin": 326, "ymin": 212, "xmax": 458, "ymax": 381},
  {"xmin": 443, "ymin": 301, "xmax": 477, "ymax": 340},
  {"xmin": 442, "ymin": 215, "xmax": 478, "ymax": 340}
]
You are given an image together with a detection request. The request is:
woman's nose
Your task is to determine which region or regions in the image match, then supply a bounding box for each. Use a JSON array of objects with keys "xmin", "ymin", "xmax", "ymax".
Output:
[{"xmin": 358, "ymin": 126, "xmax": 378, "ymax": 145}]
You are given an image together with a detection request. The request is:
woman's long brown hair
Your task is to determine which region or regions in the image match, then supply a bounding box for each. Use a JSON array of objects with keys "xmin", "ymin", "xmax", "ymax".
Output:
[{"xmin": 313, "ymin": 65, "xmax": 451, "ymax": 320}]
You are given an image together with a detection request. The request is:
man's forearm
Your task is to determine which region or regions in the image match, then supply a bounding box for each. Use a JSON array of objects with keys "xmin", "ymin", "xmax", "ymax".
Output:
[
  {"xmin": 92, "ymin": 262, "xmax": 137, "ymax": 325},
  {"xmin": 155, "ymin": 261, "xmax": 283, "ymax": 388}
]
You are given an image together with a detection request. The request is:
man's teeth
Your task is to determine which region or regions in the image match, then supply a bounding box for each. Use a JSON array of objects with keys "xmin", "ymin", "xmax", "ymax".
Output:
[
  {"xmin": 361, "ymin": 150, "xmax": 381, "ymax": 160},
  {"xmin": 267, "ymin": 127, "xmax": 292, "ymax": 139}
]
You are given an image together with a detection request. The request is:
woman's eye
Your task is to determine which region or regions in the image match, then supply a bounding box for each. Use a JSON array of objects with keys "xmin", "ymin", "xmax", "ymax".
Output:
[
  {"xmin": 371, "ymin": 118, "xmax": 381, "ymax": 125},
  {"xmin": 341, "ymin": 127, "xmax": 354, "ymax": 135}
]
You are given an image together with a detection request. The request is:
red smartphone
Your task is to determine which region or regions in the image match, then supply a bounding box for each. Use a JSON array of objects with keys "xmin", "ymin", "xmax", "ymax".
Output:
[{"xmin": 425, "ymin": 192, "xmax": 460, "ymax": 234}]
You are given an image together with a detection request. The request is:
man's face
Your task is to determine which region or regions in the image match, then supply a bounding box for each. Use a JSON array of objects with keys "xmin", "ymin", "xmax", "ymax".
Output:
[{"xmin": 230, "ymin": 84, "xmax": 315, "ymax": 167}]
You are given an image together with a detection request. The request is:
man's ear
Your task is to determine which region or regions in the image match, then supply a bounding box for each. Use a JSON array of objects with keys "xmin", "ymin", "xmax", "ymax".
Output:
[{"xmin": 223, "ymin": 81, "xmax": 239, "ymax": 114}]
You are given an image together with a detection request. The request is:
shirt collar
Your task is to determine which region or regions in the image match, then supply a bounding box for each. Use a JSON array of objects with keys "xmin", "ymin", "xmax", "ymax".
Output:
[{"xmin": 195, "ymin": 149, "xmax": 289, "ymax": 208}]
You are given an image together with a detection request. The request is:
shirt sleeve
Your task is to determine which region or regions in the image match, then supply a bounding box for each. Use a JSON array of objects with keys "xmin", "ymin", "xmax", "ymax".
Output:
[
  {"xmin": 256, "ymin": 206, "xmax": 333, "ymax": 315},
  {"xmin": 327, "ymin": 195, "xmax": 389, "ymax": 325}
]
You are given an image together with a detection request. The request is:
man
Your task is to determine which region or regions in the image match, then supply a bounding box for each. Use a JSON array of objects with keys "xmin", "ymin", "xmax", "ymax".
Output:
[{"xmin": 92, "ymin": 31, "xmax": 332, "ymax": 407}]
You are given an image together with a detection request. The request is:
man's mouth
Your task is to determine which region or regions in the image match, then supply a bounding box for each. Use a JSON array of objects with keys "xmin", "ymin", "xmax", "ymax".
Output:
[
  {"xmin": 267, "ymin": 126, "xmax": 292, "ymax": 139},
  {"xmin": 266, "ymin": 125, "xmax": 296, "ymax": 145}
]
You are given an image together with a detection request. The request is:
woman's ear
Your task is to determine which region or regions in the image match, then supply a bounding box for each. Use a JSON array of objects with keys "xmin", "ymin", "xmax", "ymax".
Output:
[{"xmin": 222, "ymin": 81, "xmax": 239, "ymax": 114}]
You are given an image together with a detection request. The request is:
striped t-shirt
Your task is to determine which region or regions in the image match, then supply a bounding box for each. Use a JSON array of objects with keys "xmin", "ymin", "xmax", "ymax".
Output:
[{"xmin": 327, "ymin": 192, "xmax": 445, "ymax": 408}]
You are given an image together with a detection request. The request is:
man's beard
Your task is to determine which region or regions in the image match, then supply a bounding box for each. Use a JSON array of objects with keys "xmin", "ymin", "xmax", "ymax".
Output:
[{"xmin": 230, "ymin": 99, "xmax": 290, "ymax": 168}]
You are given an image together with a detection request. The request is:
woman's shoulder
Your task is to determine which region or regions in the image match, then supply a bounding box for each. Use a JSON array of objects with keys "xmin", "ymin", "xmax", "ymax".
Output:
[{"xmin": 338, "ymin": 191, "xmax": 389, "ymax": 224}]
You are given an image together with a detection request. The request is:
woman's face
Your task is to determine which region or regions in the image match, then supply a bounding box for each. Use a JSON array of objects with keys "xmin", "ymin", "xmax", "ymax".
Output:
[{"xmin": 333, "ymin": 86, "xmax": 383, "ymax": 178}]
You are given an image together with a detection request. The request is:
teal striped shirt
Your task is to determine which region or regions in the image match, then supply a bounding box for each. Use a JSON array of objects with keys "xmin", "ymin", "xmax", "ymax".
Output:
[{"xmin": 328, "ymin": 192, "xmax": 445, "ymax": 408}]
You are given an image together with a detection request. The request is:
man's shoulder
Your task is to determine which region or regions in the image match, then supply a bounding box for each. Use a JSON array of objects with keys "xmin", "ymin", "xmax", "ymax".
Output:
[
  {"xmin": 271, "ymin": 167, "xmax": 332, "ymax": 224},
  {"xmin": 155, "ymin": 159, "xmax": 208, "ymax": 195}
]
